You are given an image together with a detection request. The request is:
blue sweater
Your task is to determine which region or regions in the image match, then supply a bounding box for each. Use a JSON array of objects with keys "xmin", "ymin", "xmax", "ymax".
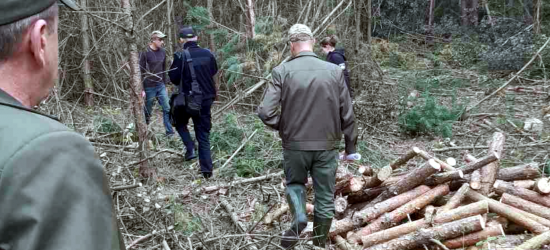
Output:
[{"xmin": 169, "ymin": 42, "xmax": 218, "ymax": 99}]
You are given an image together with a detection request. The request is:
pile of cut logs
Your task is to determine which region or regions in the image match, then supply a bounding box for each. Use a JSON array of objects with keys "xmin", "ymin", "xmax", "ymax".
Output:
[{"xmin": 263, "ymin": 132, "xmax": 550, "ymax": 250}]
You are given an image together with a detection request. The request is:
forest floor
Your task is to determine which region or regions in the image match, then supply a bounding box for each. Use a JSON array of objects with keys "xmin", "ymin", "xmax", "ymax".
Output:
[{"xmin": 55, "ymin": 41, "xmax": 550, "ymax": 250}]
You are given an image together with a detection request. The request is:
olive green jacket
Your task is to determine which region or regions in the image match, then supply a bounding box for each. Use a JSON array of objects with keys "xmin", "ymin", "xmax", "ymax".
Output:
[
  {"xmin": 0, "ymin": 89, "xmax": 124, "ymax": 250},
  {"xmin": 258, "ymin": 51, "xmax": 357, "ymax": 154}
]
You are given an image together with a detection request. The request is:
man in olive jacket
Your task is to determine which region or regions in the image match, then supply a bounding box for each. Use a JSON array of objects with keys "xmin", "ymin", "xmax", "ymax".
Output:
[
  {"xmin": 258, "ymin": 24, "xmax": 357, "ymax": 248},
  {"xmin": 0, "ymin": 1, "xmax": 124, "ymax": 249}
]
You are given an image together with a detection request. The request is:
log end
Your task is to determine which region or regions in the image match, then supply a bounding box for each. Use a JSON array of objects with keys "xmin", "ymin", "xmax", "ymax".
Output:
[
  {"xmin": 428, "ymin": 159, "xmax": 442, "ymax": 170},
  {"xmin": 446, "ymin": 157, "xmax": 457, "ymax": 167},
  {"xmin": 412, "ymin": 146, "xmax": 422, "ymax": 154},
  {"xmin": 377, "ymin": 165, "xmax": 393, "ymax": 181},
  {"xmin": 534, "ymin": 178, "xmax": 550, "ymax": 194}
]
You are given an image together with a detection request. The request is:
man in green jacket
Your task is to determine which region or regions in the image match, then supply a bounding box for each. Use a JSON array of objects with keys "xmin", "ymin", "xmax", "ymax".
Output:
[
  {"xmin": 0, "ymin": 1, "xmax": 125, "ymax": 249},
  {"xmin": 258, "ymin": 24, "xmax": 358, "ymax": 248}
]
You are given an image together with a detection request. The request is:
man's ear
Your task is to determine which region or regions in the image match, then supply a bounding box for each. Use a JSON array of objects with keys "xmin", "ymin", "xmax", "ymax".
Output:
[{"xmin": 29, "ymin": 19, "xmax": 48, "ymax": 67}]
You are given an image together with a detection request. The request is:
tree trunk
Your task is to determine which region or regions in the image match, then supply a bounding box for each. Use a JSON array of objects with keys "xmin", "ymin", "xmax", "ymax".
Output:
[
  {"xmin": 461, "ymin": 0, "xmax": 479, "ymax": 26},
  {"xmin": 366, "ymin": 0, "xmax": 372, "ymax": 44},
  {"xmin": 364, "ymin": 215, "xmax": 485, "ymax": 250},
  {"xmin": 466, "ymin": 190, "xmax": 549, "ymax": 234},
  {"xmin": 81, "ymin": 0, "xmax": 93, "ymax": 106},
  {"xmin": 354, "ymin": 0, "xmax": 361, "ymax": 53},
  {"xmin": 166, "ymin": 0, "xmax": 173, "ymax": 55},
  {"xmin": 533, "ymin": 0, "xmax": 541, "ymax": 34},
  {"xmin": 122, "ymin": 0, "xmax": 152, "ymax": 178},
  {"xmin": 368, "ymin": 159, "xmax": 441, "ymax": 206},
  {"xmin": 501, "ymin": 193, "xmax": 550, "ymax": 221},
  {"xmin": 433, "ymin": 200, "xmax": 489, "ymax": 224},
  {"xmin": 425, "ymin": 153, "xmax": 498, "ymax": 186},
  {"xmin": 493, "ymin": 180, "xmax": 550, "ymax": 208},
  {"xmin": 348, "ymin": 184, "xmax": 450, "ymax": 244},
  {"xmin": 479, "ymin": 132, "xmax": 505, "ymax": 196},
  {"xmin": 426, "ymin": 0, "xmax": 435, "ymax": 45},
  {"xmin": 246, "ymin": 0, "xmax": 255, "ymax": 39},
  {"xmin": 497, "ymin": 162, "xmax": 541, "ymax": 181},
  {"xmin": 438, "ymin": 183, "xmax": 470, "ymax": 213},
  {"xmin": 534, "ymin": 178, "xmax": 550, "ymax": 194},
  {"xmin": 514, "ymin": 230, "xmax": 550, "ymax": 250},
  {"xmin": 352, "ymin": 185, "xmax": 432, "ymax": 225},
  {"xmin": 442, "ymin": 224, "xmax": 504, "ymax": 249}
]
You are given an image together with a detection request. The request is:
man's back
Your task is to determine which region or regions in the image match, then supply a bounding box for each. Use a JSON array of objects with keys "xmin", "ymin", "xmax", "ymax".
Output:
[
  {"xmin": 0, "ymin": 90, "xmax": 124, "ymax": 250},
  {"xmin": 261, "ymin": 51, "xmax": 356, "ymax": 152}
]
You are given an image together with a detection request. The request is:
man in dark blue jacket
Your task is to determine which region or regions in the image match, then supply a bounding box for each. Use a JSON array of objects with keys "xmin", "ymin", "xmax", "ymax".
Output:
[{"xmin": 169, "ymin": 27, "xmax": 218, "ymax": 178}]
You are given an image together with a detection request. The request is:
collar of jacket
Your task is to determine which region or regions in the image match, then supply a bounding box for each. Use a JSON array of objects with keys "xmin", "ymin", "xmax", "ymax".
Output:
[
  {"xmin": 0, "ymin": 88, "xmax": 60, "ymax": 121},
  {"xmin": 183, "ymin": 41, "xmax": 200, "ymax": 50},
  {"xmin": 289, "ymin": 51, "xmax": 318, "ymax": 61}
]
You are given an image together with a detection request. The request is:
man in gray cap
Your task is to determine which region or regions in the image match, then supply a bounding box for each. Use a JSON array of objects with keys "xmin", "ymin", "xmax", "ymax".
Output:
[
  {"xmin": 0, "ymin": 1, "xmax": 124, "ymax": 249},
  {"xmin": 258, "ymin": 24, "xmax": 358, "ymax": 248}
]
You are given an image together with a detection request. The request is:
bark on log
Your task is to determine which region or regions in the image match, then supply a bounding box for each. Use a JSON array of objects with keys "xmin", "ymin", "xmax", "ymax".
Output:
[
  {"xmin": 491, "ymin": 234, "xmax": 535, "ymax": 247},
  {"xmin": 335, "ymin": 196, "xmax": 348, "ymax": 215},
  {"xmin": 433, "ymin": 200, "xmax": 489, "ymax": 224},
  {"xmin": 425, "ymin": 153, "xmax": 498, "ymax": 186},
  {"xmin": 347, "ymin": 186, "xmax": 386, "ymax": 204},
  {"xmin": 470, "ymin": 170, "xmax": 482, "ymax": 190},
  {"xmin": 348, "ymin": 184, "xmax": 450, "ymax": 244},
  {"xmin": 414, "ymin": 147, "xmax": 457, "ymax": 171},
  {"xmin": 513, "ymin": 230, "xmax": 550, "ymax": 250},
  {"xmin": 498, "ymin": 162, "xmax": 541, "ymax": 181},
  {"xmin": 364, "ymin": 215, "xmax": 485, "ymax": 250},
  {"xmin": 493, "ymin": 180, "xmax": 550, "ymax": 208},
  {"xmin": 479, "ymin": 132, "xmax": 505, "ymax": 196},
  {"xmin": 442, "ymin": 224, "xmax": 505, "ymax": 249},
  {"xmin": 367, "ymin": 159, "xmax": 441, "ymax": 206},
  {"xmin": 352, "ymin": 185, "xmax": 432, "ymax": 225},
  {"xmin": 439, "ymin": 183, "xmax": 470, "ymax": 213},
  {"xmin": 389, "ymin": 148, "xmax": 417, "ymax": 169},
  {"xmin": 423, "ymin": 205, "xmax": 437, "ymax": 223},
  {"xmin": 514, "ymin": 180, "xmax": 536, "ymax": 189},
  {"xmin": 335, "ymin": 235, "xmax": 358, "ymax": 250},
  {"xmin": 361, "ymin": 200, "xmax": 487, "ymax": 247},
  {"xmin": 466, "ymin": 190, "xmax": 550, "ymax": 234},
  {"xmin": 500, "ymin": 193, "xmax": 550, "ymax": 221},
  {"xmin": 534, "ymin": 178, "xmax": 550, "ymax": 194},
  {"xmin": 335, "ymin": 175, "xmax": 355, "ymax": 195},
  {"xmin": 263, "ymin": 203, "xmax": 314, "ymax": 225}
]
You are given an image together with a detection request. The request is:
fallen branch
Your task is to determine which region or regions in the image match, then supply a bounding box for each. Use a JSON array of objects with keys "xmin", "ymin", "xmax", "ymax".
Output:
[
  {"xmin": 220, "ymin": 198, "xmax": 258, "ymax": 250},
  {"xmin": 215, "ymin": 129, "xmax": 258, "ymax": 173},
  {"xmin": 196, "ymin": 171, "xmax": 283, "ymax": 194},
  {"xmin": 112, "ymin": 183, "xmax": 141, "ymax": 191}
]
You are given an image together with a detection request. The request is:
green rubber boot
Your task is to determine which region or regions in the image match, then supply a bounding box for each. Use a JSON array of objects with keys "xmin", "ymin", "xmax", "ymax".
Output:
[
  {"xmin": 312, "ymin": 216, "xmax": 333, "ymax": 248},
  {"xmin": 281, "ymin": 184, "xmax": 308, "ymax": 249}
]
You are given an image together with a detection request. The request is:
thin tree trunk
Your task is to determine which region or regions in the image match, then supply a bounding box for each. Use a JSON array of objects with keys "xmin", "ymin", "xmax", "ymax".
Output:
[
  {"xmin": 426, "ymin": 0, "xmax": 435, "ymax": 45},
  {"xmin": 207, "ymin": 0, "xmax": 216, "ymax": 52},
  {"xmin": 166, "ymin": 0, "xmax": 173, "ymax": 55},
  {"xmin": 533, "ymin": 0, "xmax": 541, "ymax": 34},
  {"xmin": 366, "ymin": 0, "xmax": 372, "ymax": 44},
  {"xmin": 354, "ymin": 0, "xmax": 361, "ymax": 53},
  {"xmin": 122, "ymin": 0, "xmax": 152, "ymax": 178},
  {"xmin": 81, "ymin": 0, "xmax": 93, "ymax": 106},
  {"xmin": 246, "ymin": 0, "xmax": 256, "ymax": 39}
]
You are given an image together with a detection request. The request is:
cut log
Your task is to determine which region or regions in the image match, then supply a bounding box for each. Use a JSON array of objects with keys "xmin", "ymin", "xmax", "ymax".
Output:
[
  {"xmin": 364, "ymin": 215, "xmax": 485, "ymax": 250},
  {"xmin": 352, "ymin": 185, "xmax": 432, "ymax": 225},
  {"xmin": 413, "ymin": 147, "xmax": 457, "ymax": 171},
  {"xmin": 347, "ymin": 184, "xmax": 450, "ymax": 244},
  {"xmin": 479, "ymin": 132, "xmax": 505, "ymax": 196},
  {"xmin": 500, "ymin": 193, "xmax": 550, "ymax": 221},
  {"xmin": 367, "ymin": 159, "xmax": 441, "ymax": 206},
  {"xmin": 534, "ymin": 178, "xmax": 550, "ymax": 194},
  {"xmin": 424, "ymin": 153, "xmax": 498, "ymax": 186},
  {"xmin": 446, "ymin": 157, "xmax": 457, "ymax": 167},
  {"xmin": 422, "ymin": 205, "xmax": 437, "ymax": 223},
  {"xmin": 376, "ymin": 165, "xmax": 393, "ymax": 182},
  {"xmin": 433, "ymin": 193, "xmax": 454, "ymax": 207},
  {"xmin": 470, "ymin": 169, "xmax": 482, "ymax": 190},
  {"xmin": 439, "ymin": 183, "xmax": 470, "ymax": 213},
  {"xmin": 493, "ymin": 180, "xmax": 550, "ymax": 208},
  {"xmin": 442, "ymin": 224, "xmax": 505, "ymax": 249},
  {"xmin": 497, "ymin": 162, "xmax": 541, "ymax": 181},
  {"xmin": 329, "ymin": 217, "xmax": 353, "ymax": 239},
  {"xmin": 463, "ymin": 153, "xmax": 477, "ymax": 163},
  {"xmin": 433, "ymin": 200, "xmax": 489, "ymax": 224},
  {"xmin": 335, "ymin": 175, "xmax": 355, "ymax": 195},
  {"xmin": 336, "ymin": 177, "xmax": 365, "ymax": 195},
  {"xmin": 466, "ymin": 189, "xmax": 549, "ymax": 234},
  {"xmin": 263, "ymin": 203, "xmax": 314, "ymax": 225},
  {"xmin": 389, "ymin": 148, "xmax": 417, "ymax": 169},
  {"xmin": 491, "ymin": 234, "xmax": 535, "ymax": 247},
  {"xmin": 358, "ymin": 165, "xmax": 374, "ymax": 176},
  {"xmin": 335, "ymin": 196, "xmax": 348, "ymax": 215},
  {"xmin": 347, "ymin": 186, "xmax": 386, "ymax": 204},
  {"xmin": 335, "ymin": 235, "xmax": 357, "ymax": 250},
  {"xmin": 514, "ymin": 230, "xmax": 550, "ymax": 250},
  {"xmin": 361, "ymin": 219, "xmax": 430, "ymax": 248},
  {"xmin": 514, "ymin": 180, "xmax": 536, "ymax": 189},
  {"xmin": 362, "ymin": 200, "xmax": 487, "ymax": 248}
]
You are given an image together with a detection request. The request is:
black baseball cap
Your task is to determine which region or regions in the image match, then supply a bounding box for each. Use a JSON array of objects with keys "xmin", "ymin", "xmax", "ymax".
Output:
[
  {"xmin": 179, "ymin": 26, "xmax": 196, "ymax": 38},
  {"xmin": 0, "ymin": 0, "xmax": 80, "ymax": 26}
]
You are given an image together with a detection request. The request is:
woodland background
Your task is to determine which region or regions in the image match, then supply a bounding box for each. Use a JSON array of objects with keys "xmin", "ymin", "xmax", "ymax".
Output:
[{"xmin": 42, "ymin": 0, "xmax": 550, "ymax": 249}]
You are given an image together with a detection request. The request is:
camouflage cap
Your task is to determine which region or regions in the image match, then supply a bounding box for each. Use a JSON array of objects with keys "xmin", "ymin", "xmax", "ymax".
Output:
[
  {"xmin": 0, "ymin": 0, "xmax": 79, "ymax": 26},
  {"xmin": 151, "ymin": 30, "xmax": 167, "ymax": 39},
  {"xmin": 288, "ymin": 24, "xmax": 313, "ymax": 42}
]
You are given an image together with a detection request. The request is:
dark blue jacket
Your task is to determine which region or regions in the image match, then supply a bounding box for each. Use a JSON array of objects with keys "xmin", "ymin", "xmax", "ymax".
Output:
[
  {"xmin": 327, "ymin": 49, "xmax": 353, "ymax": 97},
  {"xmin": 169, "ymin": 42, "xmax": 218, "ymax": 100}
]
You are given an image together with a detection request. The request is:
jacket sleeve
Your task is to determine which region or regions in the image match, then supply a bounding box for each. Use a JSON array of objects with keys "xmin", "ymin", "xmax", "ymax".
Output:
[
  {"xmin": 0, "ymin": 131, "xmax": 124, "ymax": 250},
  {"xmin": 337, "ymin": 70, "xmax": 358, "ymax": 154},
  {"xmin": 258, "ymin": 69, "xmax": 282, "ymax": 130},
  {"xmin": 169, "ymin": 52, "xmax": 183, "ymax": 86}
]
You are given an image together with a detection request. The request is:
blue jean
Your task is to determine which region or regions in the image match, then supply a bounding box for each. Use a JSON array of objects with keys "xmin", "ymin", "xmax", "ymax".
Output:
[
  {"xmin": 175, "ymin": 98, "xmax": 214, "ymax": 173},
  {"xmin": 144, "ymin": 84, "xmax": 174, "ymax": 135}
]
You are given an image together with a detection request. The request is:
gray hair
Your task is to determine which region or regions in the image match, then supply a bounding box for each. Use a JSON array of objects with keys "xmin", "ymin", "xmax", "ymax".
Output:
[{"xmin": 0, "ymin": 4, "xmax": 58, "ymax": 63}]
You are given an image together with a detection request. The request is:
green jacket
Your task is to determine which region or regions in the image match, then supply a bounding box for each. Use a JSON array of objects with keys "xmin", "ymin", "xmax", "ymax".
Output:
[
  {"xmin": 0, "ymin": 89, "xmax": 124, "ymax": 250},
  {"xmin": 258, "ymin": 51, "xmax": 357, "ymax": 153}
]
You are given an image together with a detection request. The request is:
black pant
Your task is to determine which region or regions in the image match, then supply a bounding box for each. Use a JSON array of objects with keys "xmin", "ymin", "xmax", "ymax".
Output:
[{"xmin": 175, "ymin": 98, "xmax": 214, "ymax": 173}]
